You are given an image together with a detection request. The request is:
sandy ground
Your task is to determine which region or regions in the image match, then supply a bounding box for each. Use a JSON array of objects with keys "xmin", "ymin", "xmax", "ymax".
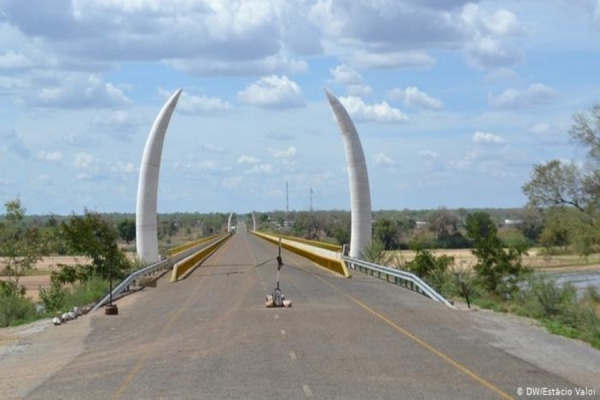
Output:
[
  {"xmin": 0, "ymin": 292, "xmax": 141, "ymax": 400},
  {"xmin": 0, "ymin": 256, "xmax": 90, "ymax": 302}
]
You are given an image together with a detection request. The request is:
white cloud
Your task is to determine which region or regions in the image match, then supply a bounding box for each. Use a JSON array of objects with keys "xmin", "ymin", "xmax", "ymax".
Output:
[
  {"xmin": 374, "ymin": 153, "xmax": 396, "ymax": 166},
  {"xmin": 36, "ymin": 150, "xmax": 63, "ymax": 162},
  {"xmin": 164, "ymin": 90, "xmax": 232, "ymax": 115},
  {"xmin": 0, "ymin": 51, "xmax": 34, "ymax": 70},
  {"xmin": 419, "ymin": 150, "xmax": 439, "ymax": 159},
  {"xmin": 238, "ymin": 155, "xmax": 260, "ymax": 164},
  {"xmin": 268, "ymin": 146, "xmax": 297, "ymax": 159},
  {"xmin": 73, "ymin": 152, "xmax": 94, "ymax": 169},
  {"xmin": 88, "ymin": 110, "xmax": 139, "ymax": 140},
  {"xmin": 347, "ymin": 51, "xmax": 436, "ymax": 70},
  {"xmin": 388, "ymin": 87, "xmax": 443, "ymax": 110},
  {"xmin": 338, "ymin": 96, "xmax": 407, "ymax": 123},
  {"xmin": 109, "ymin": 162, "xmax": 136, "ymax": 174},
  {"xmin": 472, "ymin": 131, "xmax": 506, "ymax": 145},
  {"xmin": 488, "ymin": 83, "xmax": 558, "ymax": 109},
  {"xmin": 330, "ymin": 64, "xmax": 363, "ymax": 85},
  {"xmin": 246, "ymin": 163, "xmax": 273, "ymax": 175},
  {"xmin": 529, "ymin": 123, "xmax": 550, "ymax": 135},
  {"xmin": 238, "ymin": 75, "xmax": 305, "ymax": 109},
  {"xmin": 200, "ymin": 144, "xmax": 227, "ymax": 154},
  {"xmin": 23, "ymin": 75, "xmax": 130, "ymax": 109}
]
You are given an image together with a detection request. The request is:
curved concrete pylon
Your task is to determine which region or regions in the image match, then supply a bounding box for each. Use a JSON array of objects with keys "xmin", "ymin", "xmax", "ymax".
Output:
[
  {"xmin": 325, "ymin": 89, "xmax": 372, "ymax": 258},
  {"xmin": 136, "ymin": 89, "xmax": 182, "ymax": 263},
  {"xmin": 227, "ymin": 212, "xmax": 233, "ymax": 232},
  {"xmin": 252, "ymin": 212, "xmax": 257, "ymax": 231}
]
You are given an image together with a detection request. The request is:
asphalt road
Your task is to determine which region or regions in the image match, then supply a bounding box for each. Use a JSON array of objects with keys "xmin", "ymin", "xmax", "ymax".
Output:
[{"xmin": 25, "ymin": 224, "xmax": 599, "ymax": 399}]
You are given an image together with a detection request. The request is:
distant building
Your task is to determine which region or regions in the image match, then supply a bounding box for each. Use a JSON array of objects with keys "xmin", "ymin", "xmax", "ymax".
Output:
[
  {"xmin": 415, "ymin": 221, "xmax": 428, "ymax": 229},
  {"xmin": 504, "ymin": 219, "xmax": 523, "ymax": 226}
]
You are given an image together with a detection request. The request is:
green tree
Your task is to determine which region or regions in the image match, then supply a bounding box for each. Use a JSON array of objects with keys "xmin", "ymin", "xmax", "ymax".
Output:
[
  {"xmin": 56, "ymin": 210, "xmax": 132, "ymax": 284},
  {"xmin": 523, "ymin": 104, "xmax": 600, "ymax": 253},
  {"xmin": 465, "ymin": 212, "xmax": 529, "ymax": 295},
  {"xmin": 373, "ymin": 217, "xmax": 399, "ymax": 250},
  {"xmin": 117, "ymin": 219, "xmax": 136, "ymax": 244},
  {"xmin": 0, "ymin": 199, "xmax": 47, "ymax": 327},
  {"xmin": 0, "ymin": 199, "xmax": 46, "ymax": 290}
]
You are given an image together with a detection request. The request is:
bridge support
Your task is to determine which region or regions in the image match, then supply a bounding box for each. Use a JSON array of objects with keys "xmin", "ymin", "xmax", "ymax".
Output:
[
  {"xmin": 136, "ymin": 89, "xmax": 182, "ymax": 264},
  {"xmin": 325, "ymin": 89, "xmax": 372, "ymax": 259}
]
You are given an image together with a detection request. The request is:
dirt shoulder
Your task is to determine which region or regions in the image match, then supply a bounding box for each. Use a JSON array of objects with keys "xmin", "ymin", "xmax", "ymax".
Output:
[{"xmin": 0, "ymin": 292, "xmax": 141, "ymax": 399}]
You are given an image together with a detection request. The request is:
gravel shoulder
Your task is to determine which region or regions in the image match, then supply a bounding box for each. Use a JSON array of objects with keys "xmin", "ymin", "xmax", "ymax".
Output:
[{"xmin": 0, "ymin": 293, "xmax": 141, "ymax": 399}]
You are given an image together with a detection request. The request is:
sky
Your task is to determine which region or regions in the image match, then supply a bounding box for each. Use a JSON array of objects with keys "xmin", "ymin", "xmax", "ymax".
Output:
[{"xmin": 1, "ymin": 0, "xmax": 600, "ymax": 216}]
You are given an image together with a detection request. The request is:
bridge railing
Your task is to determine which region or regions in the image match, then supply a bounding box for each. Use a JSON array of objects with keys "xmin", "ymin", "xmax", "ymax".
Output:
[
  {"xmin": 91, "ymin": 234, "xmax": 231, "ymax": 312},
  {"xmin": 343, "ymin": 255, "xmax": 453, "ymax": 307},
  {"xmin": 252, "ymin": 231, "xmax": 350, "ymax": 277},
  {"xmin": 90, "ymin": 259, "xmax": 171, "ymax": 313},
  {"xmin": 171, "ymin": 233, "xmax": 231, "ymax": 281}
]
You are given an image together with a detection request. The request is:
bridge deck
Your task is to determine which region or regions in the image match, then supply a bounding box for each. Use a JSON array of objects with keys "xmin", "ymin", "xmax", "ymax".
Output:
[{"xmin": 25, "ymin": 225, "xmax": 598, "ymax": 399}]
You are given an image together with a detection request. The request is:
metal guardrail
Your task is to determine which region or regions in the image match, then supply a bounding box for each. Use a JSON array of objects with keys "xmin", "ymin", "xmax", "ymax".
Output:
[
  {"xmin": 343, "ymin": 255, "xmax": 454, "ymax": 307},
  {"xmin": 90, "ymin": 259, "xmax": 171, "ymax": 313},
  {"xmin": 91, "ymin": 234, "xmax": 230, "ymax": 312}
]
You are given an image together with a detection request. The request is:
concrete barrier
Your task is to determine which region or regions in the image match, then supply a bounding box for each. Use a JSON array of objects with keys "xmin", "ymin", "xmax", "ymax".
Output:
[
  {"xmin": 252, "ymin": 231, "xmax": 350, "ymax": 278},
  {"xmin": 171, "ymin": 233, "xmax": 231, "ymax": 281}
]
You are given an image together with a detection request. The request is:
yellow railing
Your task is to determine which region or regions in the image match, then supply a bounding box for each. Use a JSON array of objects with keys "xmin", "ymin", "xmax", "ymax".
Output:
[
  {"xmin": 252, "ymin": 231, "xmax": 350, "ymax": 278},
  {"xmin": 170, "ymin": 233, "xmax": 230, "ymax": 281},
  {"xmin": 275, "ymin": 234, "xmax": 342, "ymax": 252},
  {"xmin": 167, "ymin": 234, "xmax": 222, "ymax": 257}
]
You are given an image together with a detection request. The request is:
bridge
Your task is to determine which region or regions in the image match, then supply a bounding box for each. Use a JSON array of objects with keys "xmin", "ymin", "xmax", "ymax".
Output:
[{"xmin": 20, "ymin": 223, "xmax": 600, "ymax": 399}]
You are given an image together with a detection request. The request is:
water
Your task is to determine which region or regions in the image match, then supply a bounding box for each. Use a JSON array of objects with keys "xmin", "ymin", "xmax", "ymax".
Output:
[{"xmin": 546, "ymin": 270, "xmax": 600, "ymax": 295}]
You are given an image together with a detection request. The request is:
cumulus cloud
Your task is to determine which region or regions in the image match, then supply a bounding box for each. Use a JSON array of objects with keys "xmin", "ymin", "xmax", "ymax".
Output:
[
  {"xmin": 472, "ymin": 131, "xmax": 506, "ymax": 145},
  {"xmin": 0, "ymin": 127, "xmax": 30, "ymax": 159},
  {"xmin": 246, "ymin": 163, "xmax": 273, "ymax": 175},
  {"xmin": 266, "ymin": 131, "xmax": 295, "ymax": 141},
  {"xmin": 73, "ymin": 152, "xmax": 94, "ymax": 169},
  {"xmin": 338, "ymin": 96, "xmax": 407, "ymax": 123},
  {"xmin": 88, "ymin": 110, "xmax": 139, "ymax": 141},
  {"xmin": 388, "ymin": 87, "xmax": 443, "ymax": 110},
  {"xmin": 238, "ymin": 155, "xmax": 260, "ymax": 164},
  {"xmin": 346, "ymin": 51, "xmax": 436, "ymax": 70},
  {"xmin": 177, "ymin": 92, "xmax": 232, "ymax": 115},
  {"xmin": 330, "ymin": 64, "xmax": 363, "ymax": 85},
  {"xmin": 36, "ymin": 150, "xmax": 63, "ymax": 162},
  {"xmin": 269, "ymin": 146, "xmax": 298, "ymax": 159},
  {"xmin": 22, "ymin": 75, "xmax": 130, "ymax": 109},
  {"xmin": 374, "ymin": 153, "xmax": 396, "ymax": 166},
  {"xmin": 419, "ymin": 150, "xmax": 439, "ymax": 159},
  {"xmin": 200, "ymin": 144, "xmax": 227, "ymax": 154},
  {"xmin": 238, "ymin": 75, "xmax": 305, "ymax": 109},
  {"xmin": 109, "ymin": 162, "xmax": 136, "ymax": 174},
  {"xmin": 488, "ymin": 83, "xmax": 558, "ymax": 109},
  {"xmin": 0, "ymin": 51, "xmax": 34, "ymax": 70}
]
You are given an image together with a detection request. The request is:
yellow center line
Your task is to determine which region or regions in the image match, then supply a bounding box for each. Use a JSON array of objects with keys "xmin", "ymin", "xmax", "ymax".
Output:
[
  {"xmin": 287, "ymin": 254, "xmax": 514, "ymax": 400},
  {"xmin": 112, "ymin": 238, "xmax": 234, "ymax": 399}
]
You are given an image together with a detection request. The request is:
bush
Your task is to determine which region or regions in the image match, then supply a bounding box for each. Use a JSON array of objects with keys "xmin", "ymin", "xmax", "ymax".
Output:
[
  {"xmin": 39, "ymin": 282, "xmax": 67, "ymax": 312},
  {"xmin": 0, "ymin": 284, "xmax": 36, "ymax": 327},
  {"xmin": 404, "ymin": 244, "xmax": 455, "ymax": 294}
]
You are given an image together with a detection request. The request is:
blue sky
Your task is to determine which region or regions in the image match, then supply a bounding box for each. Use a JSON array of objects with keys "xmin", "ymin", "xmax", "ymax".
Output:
[{"xmin": 1, "ymin": 0, "xmax": 599, "ymax": 215}]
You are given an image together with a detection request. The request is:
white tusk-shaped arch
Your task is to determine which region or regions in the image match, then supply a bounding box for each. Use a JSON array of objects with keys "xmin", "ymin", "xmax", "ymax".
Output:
[
  {"xmin": 252, "ymin": 212, "xmax": 257, "ymax": 231},
  {"xmin": 136, "ymin": 89, "xmax": 182, "ymax": 264},
  {"xmin": 227, "ymin": 212, "xmax": 233, "ymax": 233},
  {"xmin": 324, "ymin": 89, "xmax": 372, "ymax": 258}
]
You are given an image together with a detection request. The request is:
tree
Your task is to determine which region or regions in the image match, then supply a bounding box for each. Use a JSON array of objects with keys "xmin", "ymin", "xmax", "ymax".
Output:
[
  {"xmin": 55, "ymin": 210, "xmax": 132, "ymax": 284},
  {"xmin": 523, "ymin": 104, "xmax": 600, "ymax": 253},
  {"xmin": 373, "ymin": 218, "xmax": 399, "ymax": 250},
  {"xmin": 0, "ymin": 199, "xmax": 47, "ymax": 327},
  {"xmin": 465, "ymin": 212, "xmax": 529, "ymax": 295},
  {"xmin": 117, "ymin": 219, "xmax": 136, "ymax": 244},
  {"xmin": 0, "ymin": 199, "xmax": 46, "ymax": 290}
]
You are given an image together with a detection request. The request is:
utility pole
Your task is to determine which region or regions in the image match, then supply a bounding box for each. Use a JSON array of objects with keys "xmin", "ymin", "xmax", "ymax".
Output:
[
  {"xmin": 286, "ymin": 180, "xmax": 289, "ymax": 225},
  {"xmin": 310, "ymin": 187, "xmax": 313, "ymax": 212}
]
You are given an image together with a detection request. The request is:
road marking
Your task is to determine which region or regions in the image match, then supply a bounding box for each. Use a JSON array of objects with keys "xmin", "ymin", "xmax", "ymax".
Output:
[
  {"xmin": 281, "ymin": 329, "xmax": 286, "ymax": 336},
  {"xmin": 112, "ymin": 239, "xmax": 234, "ymax": 399},
  {"xmin": 274, "ymin": 314, "xmax": 279, "ymax": 320},
  {"xmin": 289, "ymin": 256, "xmax": 514, "ymax": 400},
  {"xmin": 289, "ymin": 351, "xmax": 297, "ymax": 360},
  {"xmin": 303, "ymin": 385, "xmax": 314, "ymax": 397}
]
